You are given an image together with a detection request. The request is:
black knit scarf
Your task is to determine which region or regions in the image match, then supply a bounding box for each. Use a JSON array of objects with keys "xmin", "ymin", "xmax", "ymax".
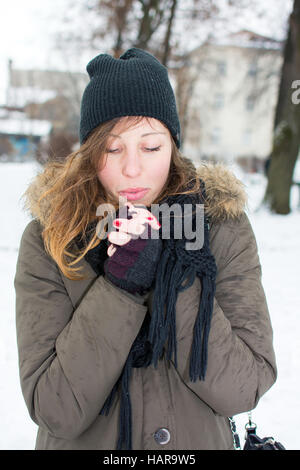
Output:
[{"xmin": 75, "ymin": 178, "xmax": 217, "ymax": 450}]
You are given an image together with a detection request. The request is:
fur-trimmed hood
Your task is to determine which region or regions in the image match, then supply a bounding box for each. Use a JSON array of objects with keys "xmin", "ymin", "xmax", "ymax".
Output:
[
  {"xmin": 23, "ymin": 161, "xmax": 248, "ymax": 227},
  {"xmin": 195, "ymin": 162, "xmax": 248, "ymax": 222}
]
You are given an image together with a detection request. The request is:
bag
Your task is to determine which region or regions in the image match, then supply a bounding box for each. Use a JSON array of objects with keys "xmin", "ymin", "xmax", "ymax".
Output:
[{"xmin": 228, "ymin": 412, "xmax": 286, "ymax": 450}]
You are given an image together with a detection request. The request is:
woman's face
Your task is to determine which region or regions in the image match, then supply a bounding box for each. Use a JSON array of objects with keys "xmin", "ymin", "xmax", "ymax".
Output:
[{"xmin": 97, "ymin": 117, "xmax": 172, "ymax": 207}]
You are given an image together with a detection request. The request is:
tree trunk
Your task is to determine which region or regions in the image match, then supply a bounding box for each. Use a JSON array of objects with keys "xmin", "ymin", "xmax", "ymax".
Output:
[
  {"xmin": 111, "ymin": 0, "xmax": 135, "ymax": 57},
  {"xmin": 134, "ymin": 0, "xmax": 165, "ymax": 50},
  {"xmin": 161, "ymin": 0, "xmax": 178, "ymax": 66},
  {"xmin": 263, "ymin": 0, "xmax": 300, "ymax": 214}
]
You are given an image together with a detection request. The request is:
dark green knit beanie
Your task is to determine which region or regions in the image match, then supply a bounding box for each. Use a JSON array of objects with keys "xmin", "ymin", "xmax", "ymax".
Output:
[{"xmin": 79, "ymin": 48, "xmax": 181, "ymax": 148}]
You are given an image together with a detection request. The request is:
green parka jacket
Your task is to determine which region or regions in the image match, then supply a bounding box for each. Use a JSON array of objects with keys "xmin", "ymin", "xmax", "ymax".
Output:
[{"xmin": 14, "ymin": 162, "xmax": 277, "ymax": 450}]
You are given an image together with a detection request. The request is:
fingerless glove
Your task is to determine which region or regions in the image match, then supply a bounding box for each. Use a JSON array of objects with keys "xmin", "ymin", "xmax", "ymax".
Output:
[{"xmin": 104, "ymin": 208, "xmax": 162, "ymax": 296}]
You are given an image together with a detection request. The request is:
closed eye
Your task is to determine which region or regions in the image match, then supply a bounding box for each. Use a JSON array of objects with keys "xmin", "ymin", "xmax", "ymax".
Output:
[
  {"xmin": 145, "ymin": 146, "xmax": 161, "ymax": 152},
  {"xmin": 106, "ymin": 146, "xmax": 162, "ymax": 153}
]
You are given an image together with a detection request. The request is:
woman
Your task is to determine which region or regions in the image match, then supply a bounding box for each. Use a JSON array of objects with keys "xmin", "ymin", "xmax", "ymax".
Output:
[{"xmin": 14, "ymin": 48, "xmax": 277, "ymax": 450}]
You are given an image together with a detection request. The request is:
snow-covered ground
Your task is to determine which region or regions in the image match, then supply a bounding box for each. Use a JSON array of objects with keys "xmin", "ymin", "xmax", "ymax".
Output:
[{"xmin": 0, "ymin": 160, "xmax": 300, "ymax": 450}]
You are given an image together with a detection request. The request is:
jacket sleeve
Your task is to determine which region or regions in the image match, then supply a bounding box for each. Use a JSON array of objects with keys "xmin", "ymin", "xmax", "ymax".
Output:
[
  {"xmin": 14, "ymin": 220, "xmax": 148, "ymax": 440},
  {"xmin": 171, "ymin": 212, "xmax": 277, "ymax": 417}
]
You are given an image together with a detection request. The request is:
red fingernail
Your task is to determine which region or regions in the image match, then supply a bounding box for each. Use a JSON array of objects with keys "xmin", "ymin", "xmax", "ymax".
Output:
[
  {"xmin": 147, "ymin": 217, "xmax": 153, "ymax": 220},
  {"xmin": 113, "ymin": 220, "xmax": 122, "ymax": 227}
]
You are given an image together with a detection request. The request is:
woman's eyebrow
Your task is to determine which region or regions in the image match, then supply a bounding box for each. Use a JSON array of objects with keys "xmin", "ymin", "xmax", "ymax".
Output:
[{"xmin": 108, "ymin": 132, "xmax": 166, "ymax": 138}]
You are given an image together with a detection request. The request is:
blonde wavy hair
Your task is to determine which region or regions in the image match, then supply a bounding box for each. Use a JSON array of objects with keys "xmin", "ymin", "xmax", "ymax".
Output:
[{"xmin": 27, "ymin": 116, "xmax": 202, "ymax": 280}]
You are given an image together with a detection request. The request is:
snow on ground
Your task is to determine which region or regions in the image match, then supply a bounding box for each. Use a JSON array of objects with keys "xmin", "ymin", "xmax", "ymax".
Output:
[{"xmin": 0, "ymin": 160, "xmax": 300, "ymax": 450}]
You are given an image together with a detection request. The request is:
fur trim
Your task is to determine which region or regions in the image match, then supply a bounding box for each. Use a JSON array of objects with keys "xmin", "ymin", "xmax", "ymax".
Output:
[
  {"xmin": 196, "ymin": 162, "xmax": 248, "ymax": 222},
  {"xmin": 23, "ymin": 161, "xmax": 248, "ymax": 226},
  {"xmin": 22, "ymin": 165, "xmax": 61, "ymax": 228}
]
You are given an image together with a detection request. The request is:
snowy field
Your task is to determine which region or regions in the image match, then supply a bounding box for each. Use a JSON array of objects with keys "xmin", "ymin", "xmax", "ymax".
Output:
[{"xmin": 0, "ymin": 160, "xmax": 300, "ymax": 450}]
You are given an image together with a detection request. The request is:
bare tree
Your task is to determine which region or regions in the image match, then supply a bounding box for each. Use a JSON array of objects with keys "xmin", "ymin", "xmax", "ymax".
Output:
[
  {"xmin": 48, "ymin": 0, "xmax": 261, "ymax": 147},
  {"xmin": 262, "ymin": 0, "xmax": 300, "ymax": 214},
  {"xmin": 97, "ymin": 0, "xmax": 135, "ymax": 57},
  {"xmin": 133, "ymin": 0, "xmax": 167, "ymax": 50},
  {"xmin": 53, "ymin": 0, "xmax": 253, "ymax": 66},
  {"xmin": 161, "ymin": 0, "xmax": 178, "ymax": 65}
]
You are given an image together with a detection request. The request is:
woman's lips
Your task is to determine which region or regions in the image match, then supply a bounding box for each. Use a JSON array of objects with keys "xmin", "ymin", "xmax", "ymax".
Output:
[{"xmin": 119, "ymin": 188, "xmax": 149, "ymax": 201}]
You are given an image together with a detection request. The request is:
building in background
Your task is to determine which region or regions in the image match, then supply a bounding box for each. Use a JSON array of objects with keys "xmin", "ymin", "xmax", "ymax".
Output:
[
  {"xmin": 2, "ymin": 60, "xmax": 89, "ymax": 161},
  {"xmin": 0, "ymin": 107, "xmax": 52, "ymax": 162},
  {"xmin": 3, "ymin": 32, "xmax": 284, "ymax": 167},
  {"xmin": 6, "ymin": 59, "xmax": 88, "ymax": 136},
  {"xmin": 179, "ymin": 30, "xmax": 283, "ymax": 171}
]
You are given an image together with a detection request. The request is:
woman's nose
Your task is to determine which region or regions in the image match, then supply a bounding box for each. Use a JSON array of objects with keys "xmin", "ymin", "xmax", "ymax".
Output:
[{"xmin": 122, "ymin": 151, "xmax": 142, "ymax": 178}]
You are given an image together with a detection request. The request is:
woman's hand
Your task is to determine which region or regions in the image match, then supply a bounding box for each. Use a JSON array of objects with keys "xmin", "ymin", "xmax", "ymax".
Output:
[
  {"xmin": 107, "ymin": 202, "xmax": 161, "ymax": 257},
  {"xmin": 104, "ymin": 202, "xmax": 162, "ymax": 296}
]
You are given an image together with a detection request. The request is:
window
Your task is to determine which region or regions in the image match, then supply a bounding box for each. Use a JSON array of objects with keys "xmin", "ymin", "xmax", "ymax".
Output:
[
  {"xmin": 213, "ymin": 93, "xmax": 225, "ymax": 109},
  {"xmin": 216, "ymin": 60, "xmax": 227, "ymax": 75},
  {"xmin": 246, "ymin": 95, "xmax": 255, "ymax": 111},
  {"xmin": 210, "ymin": 127, "xmax": 222, "ymax": 144},
  {"xmin": 248, "ymin": 62, "xmax": 258, "ymax": 77}
]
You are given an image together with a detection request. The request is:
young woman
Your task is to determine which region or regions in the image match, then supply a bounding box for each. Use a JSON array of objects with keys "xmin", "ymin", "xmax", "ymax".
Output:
[{"xmin": 14, "ymin": 48, "xmax": 277, "ymax": 450}]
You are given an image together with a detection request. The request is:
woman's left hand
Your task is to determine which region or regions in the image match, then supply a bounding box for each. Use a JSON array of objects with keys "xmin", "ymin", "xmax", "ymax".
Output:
[
  {"xmin": 107, "ymin": 202, "xmax": 161, "ymax": 256},
  {"xmin": 104, "ymin": 202, "xmax": 162, "ymax": 295}
]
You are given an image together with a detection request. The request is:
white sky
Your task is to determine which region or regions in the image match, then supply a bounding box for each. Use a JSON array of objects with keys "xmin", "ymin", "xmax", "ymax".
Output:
[
  {"xmin": 0, "ymin": 0, "xmax": 67, "ymax": 104},
  {"xmin": 0, "ymin": 0, "xmax": 294, "ymax": 105}
]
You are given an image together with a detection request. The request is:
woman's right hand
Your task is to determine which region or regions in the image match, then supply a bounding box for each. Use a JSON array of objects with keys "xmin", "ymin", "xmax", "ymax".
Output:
[{"xmin": 104, "ymin": 203, "xmax": 162, "ymax": 296}]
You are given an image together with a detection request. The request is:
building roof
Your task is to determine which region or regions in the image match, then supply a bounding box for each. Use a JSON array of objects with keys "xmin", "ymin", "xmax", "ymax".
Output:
[
  {"xmin": 6, "ymin": 86, "xmax": 57, "ymax": 108},
  {"xmin": 192, "ymin": 29, "xmax": 283, "ymax": 54},
  {"xmin": 6, "ymin": 63, "xmax": 88, "ymax": 108},
  {"xmin": 0, "ymin": 109, "xmax": 52, "ymax": 137}
]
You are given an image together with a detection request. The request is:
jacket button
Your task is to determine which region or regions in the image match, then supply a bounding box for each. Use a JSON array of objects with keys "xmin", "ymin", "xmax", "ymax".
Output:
[{"xmin": 154, "ymin": 427, "xmax": 171, "ymax": 445}]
